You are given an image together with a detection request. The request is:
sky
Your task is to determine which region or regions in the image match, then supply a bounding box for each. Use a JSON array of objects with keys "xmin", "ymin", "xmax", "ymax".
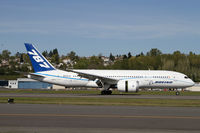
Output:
[{"xmin": 0, "ymin": 0, "xmax": 200, "ymax": 56}]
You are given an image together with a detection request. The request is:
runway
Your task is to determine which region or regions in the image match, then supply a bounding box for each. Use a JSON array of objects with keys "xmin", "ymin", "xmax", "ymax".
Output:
[
  {"xmin": 0, "ymin": 104, "xmax": 200, "ymax": 133},
  {"xmin": 1, "ymin": 92, "xmax": 200, "ymax": 99}
]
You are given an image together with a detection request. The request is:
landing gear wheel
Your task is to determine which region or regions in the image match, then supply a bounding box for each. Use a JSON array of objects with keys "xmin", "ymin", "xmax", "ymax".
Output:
[
  {"xmin": 101, "ymin": 90, "xmax": 106, "ymax": 95},
  {"xmin": 101, "ymin": 90, "xmax": 112, "ymax": 95},
  {"xmin": 176, "ymin": 91, "xmax": 180, "ymax": 96},
  {"xmin": 107, "ymin": 90, "xmax": 112, "ymax": 95}
]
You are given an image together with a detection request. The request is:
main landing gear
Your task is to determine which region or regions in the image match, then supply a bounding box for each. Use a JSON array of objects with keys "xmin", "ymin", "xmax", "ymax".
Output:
[
  {"xmin": 101, "ymin": 90, "xmax": 112, "ymax": 95},
  {"xmin": 98, "ymin": 82, "xmax": 112, "ymax": 95}
]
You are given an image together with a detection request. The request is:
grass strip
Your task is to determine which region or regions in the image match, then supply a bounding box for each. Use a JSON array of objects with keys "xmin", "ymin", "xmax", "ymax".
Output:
[
  {"xmin": 1, "ymin": 89, "xmax": 200, "ymax": 96},
  {"xmin": 0, "ymin": 97, "xmax": 200, "ymax": 107}
]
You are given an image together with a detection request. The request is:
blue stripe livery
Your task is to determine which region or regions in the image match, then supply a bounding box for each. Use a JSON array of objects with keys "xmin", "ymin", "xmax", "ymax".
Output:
[{"xmin": 24, "ymin": 43, "xmax": 55, "ymax": 72}]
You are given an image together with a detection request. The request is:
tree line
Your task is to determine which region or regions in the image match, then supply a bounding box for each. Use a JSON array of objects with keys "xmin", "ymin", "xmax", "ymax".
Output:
[{"xmin": 0, "ymin": 48, "xmax": 200, "ymax": 82}]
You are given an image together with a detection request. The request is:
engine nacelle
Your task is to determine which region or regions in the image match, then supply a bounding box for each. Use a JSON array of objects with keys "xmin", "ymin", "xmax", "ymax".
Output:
[
  {"xmin": 95, "ymin": 79, "xmax": 103, "ymax": 88},
  {"xmin": 117, "ymin": 80, "xmax": 139, "ymax": 92}
]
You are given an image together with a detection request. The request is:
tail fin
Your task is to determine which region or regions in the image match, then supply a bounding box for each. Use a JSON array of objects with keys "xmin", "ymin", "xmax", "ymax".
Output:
[{"xmin": 24, "ymin": 43, "xmax": 55, "ymax": 72}]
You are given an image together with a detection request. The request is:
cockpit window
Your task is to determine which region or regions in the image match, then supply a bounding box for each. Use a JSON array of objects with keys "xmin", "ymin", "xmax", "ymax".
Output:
[{"xmin": 184, "ymin": 76, "xmax": 188, "ymax": 79}]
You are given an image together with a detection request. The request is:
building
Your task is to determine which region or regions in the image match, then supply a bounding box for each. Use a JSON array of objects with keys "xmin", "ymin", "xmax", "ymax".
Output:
[
  {"xmin": 0, "ymin": 80, "xmax": 8, "ymax": 88},
  {"xmin": 0, "ymin": 78, "xmax": 54, "ymax": 89},
  {"xmin": 17, "ymin": 78, "xmax": 52, "ymax": 89},
  {"xmin": 8, "ymin": 80, "xmax": 18, "ymax": 89},
  {"xmin": 101, "ymin": 56, "xmax": 110, "ymax": 66}
]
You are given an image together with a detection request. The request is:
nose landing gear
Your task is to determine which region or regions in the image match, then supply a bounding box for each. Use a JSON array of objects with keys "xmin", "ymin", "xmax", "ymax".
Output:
[{"xmin": 176, "ymin": 91, "xmax": 180, "ymax": 95}]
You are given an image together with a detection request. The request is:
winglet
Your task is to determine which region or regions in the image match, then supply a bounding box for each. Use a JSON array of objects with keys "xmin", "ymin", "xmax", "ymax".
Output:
[{"xmin": 24, "ymin": 43, "xmax": 55, "ymax": 72}]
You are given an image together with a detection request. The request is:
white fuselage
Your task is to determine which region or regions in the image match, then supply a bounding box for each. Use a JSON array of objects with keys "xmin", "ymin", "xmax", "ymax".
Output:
[{"xmin": 29, "ymin": 69, "xmax": 195, "ymax": 89}]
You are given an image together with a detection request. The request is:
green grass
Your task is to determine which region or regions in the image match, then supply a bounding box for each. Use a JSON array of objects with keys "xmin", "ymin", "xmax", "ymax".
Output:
[
  {"xmin": 1, "ymin": 89, "xmax": 200, "ymax": 107},
  {"xmin": 1, "ymin": 97, "xmax": 200, "ymax": 107},
  {"xmin": 0, "ymin": 89, "xmax": 101, "ymax": 94},
  {"xmin": 136, "ymin": 91, "xmax": 200, "ymax": 96},
  {"xmin": 1, "ymin": 88, "xmax": 200, "ymax": 96}
]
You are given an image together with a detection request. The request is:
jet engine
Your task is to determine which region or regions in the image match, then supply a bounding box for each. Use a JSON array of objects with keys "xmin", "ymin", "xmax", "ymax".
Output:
[
  {"xmin": 117, "ymin": 80, "xmax": 139, "ymax": 92},
  {"xmin": 95, "ymin": 79, "xmax": 103, "ymax": 88}
]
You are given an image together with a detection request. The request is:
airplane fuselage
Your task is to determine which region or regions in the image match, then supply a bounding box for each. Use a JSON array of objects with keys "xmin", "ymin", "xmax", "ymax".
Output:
[{"xmin": 29, "ymin": 69, "xmax": 194, "ymax": 89}]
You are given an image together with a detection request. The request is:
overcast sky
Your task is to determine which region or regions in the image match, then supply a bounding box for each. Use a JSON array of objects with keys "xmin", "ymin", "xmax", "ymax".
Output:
[{"xmin": 0, "ymin": 0, "xmax": 200, "ymax": 56}]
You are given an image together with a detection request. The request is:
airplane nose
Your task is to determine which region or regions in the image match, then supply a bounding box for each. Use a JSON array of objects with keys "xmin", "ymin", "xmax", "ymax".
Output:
[{"xmin": 189, "ymin": 79, "xmax": 195, "ymax": 86}]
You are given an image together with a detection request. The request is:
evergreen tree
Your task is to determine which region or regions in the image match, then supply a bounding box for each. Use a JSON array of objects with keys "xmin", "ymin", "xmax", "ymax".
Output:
[
  {"xmin": 1, "ymin": 50, "xmax": 11, "ymax": 60},
  {"xmin": 49, "ymin": 51, "xmax": 53, "ymax": 57},
  {"xmin": 128, "ymin": 52, "xmax": 132, "ymax": 59},
  {"xmin": 20, "ymin": 54, "xmax": 24, "ymax": 63},
  {"xmin": 67, "ymin": 51, "xmax": 78, "ymax": 61},
  {"xmin": 53, "ymin": 48, "xmax": 58, "ymax": 55},
  {"xmin": 109, "ymin": 53, "xmax": 115, "ymax": 61},
  {"xmin": 42, "ymin": 50, "xmax": 48, "ymax": 57},
  {"xmin": 123, "ymin": 54, "xmax": 128, "ymax": 59},
  {"xmin": 147, "ymin": 48, "xmax": 162, "ymax": 56}
]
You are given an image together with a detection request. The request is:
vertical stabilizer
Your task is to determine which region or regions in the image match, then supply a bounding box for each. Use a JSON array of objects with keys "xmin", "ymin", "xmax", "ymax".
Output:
[{"xmin": 24, "ymin": 43, "xmax": 55, "ymax": 72}]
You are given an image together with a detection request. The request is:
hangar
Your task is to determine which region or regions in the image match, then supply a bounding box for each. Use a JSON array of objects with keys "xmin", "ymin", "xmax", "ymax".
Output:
[
  {"xmin": 0, "ymin": 78, "xmax": 52, "ymax": 89},
  {"xmin": 17, "ymin": 78, "xmax": 52, "ymax": 89}
]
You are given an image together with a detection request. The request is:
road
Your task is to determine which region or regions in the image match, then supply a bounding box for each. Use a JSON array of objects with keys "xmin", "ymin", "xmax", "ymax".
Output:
[{"xmin": 0, "ymin": 103, "xmax": 200, "ymax": 133}]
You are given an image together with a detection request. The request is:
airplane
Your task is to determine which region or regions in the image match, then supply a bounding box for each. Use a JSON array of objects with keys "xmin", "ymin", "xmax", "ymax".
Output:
[{"xmin": 24, "ymin": 43, "xmax": 195, "ymax": 95}]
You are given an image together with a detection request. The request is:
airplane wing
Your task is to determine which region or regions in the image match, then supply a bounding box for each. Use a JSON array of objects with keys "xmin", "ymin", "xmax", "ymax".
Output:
[{"xmin": 66, "ymin": 69, "xmax": 118, "ymax": 84}]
